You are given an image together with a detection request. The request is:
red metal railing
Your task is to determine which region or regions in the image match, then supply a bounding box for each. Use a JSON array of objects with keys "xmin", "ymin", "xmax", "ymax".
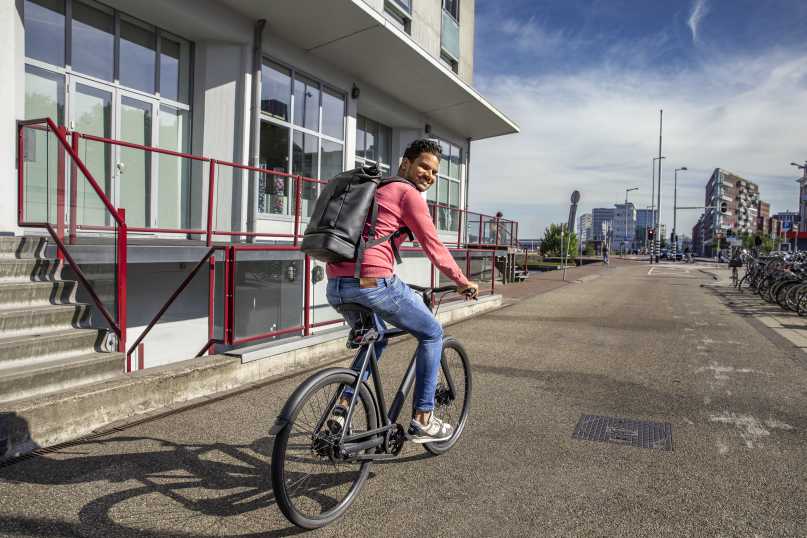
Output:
[
  {"xmin": 18, "ymin": 119, "xmax": 518, "ymax": 371},
  {"xmin": 18, "ymin": 118, "xmax": 128, "ymax": 357}
]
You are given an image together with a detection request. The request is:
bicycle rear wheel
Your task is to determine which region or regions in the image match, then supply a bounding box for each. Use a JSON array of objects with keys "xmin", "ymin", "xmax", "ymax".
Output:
[
  {"xmin": 424, "ymin": 337, "xmax": 472, "ymax": 456},
  {"xmin": 271, "ymin": 370, "xmax": 378, "ymax": 529}
]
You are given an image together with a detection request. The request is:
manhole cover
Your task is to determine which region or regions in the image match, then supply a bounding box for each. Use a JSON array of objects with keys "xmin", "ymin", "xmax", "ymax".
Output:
[{"xmin": 572, "ymin": 415, "xmax": 673, "ymax": 451}]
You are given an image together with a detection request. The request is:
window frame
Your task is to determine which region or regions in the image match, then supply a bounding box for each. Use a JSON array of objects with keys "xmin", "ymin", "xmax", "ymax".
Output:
[
  {"xmin": 23, "ymin": 0, "xmax": 194, "ymax": 231},
  {"xmin": 384, "ymin": 0, "xmax": 412, "ymax": 34},
  {"xmin": 430, "ymin": 135, "xmax": 464, "ymax": 232},
  {"xmin": 23, "ymin": 0, "xmax": 193, "ymax": 112},
  {"xmin": 257, "ymin": 56, "xmax": 347, "ymax": 219},
  {"xmin": 354, "ymin": 114, "xmax": 392, "ymax": 174},
  {"xmin": 442, "ymin": 0, "xmax": 459, "ymax": 22}
]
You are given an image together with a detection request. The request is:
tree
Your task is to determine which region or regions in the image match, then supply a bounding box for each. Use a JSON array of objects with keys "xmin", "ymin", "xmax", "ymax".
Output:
[{"xmin": 542, "ymin": 223, "xmax": 578, "ymax": 258}]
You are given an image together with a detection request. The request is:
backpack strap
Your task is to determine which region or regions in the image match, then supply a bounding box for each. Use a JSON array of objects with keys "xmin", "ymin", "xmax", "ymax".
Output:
[
  {"xmin": 353, "ymin": 177, "xmax": 416, "ymax": 278},
  {"xmin": 353, "ymin": 197, "xmax": 380, "ymax": 278}
]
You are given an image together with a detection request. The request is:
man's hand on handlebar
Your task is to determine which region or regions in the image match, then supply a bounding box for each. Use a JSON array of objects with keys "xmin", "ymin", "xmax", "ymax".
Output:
[{"xmin": 457, "ymin": 281, "xmax": 479, "ymax": 300}]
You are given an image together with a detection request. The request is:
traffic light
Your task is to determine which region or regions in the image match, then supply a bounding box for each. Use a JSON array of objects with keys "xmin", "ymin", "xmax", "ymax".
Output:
[
  {"xmin": 720, "ymin": 201, "xmax": 728, "ymax": 214},
  {"xmin": 648, "ymin": 228, "xmax": 655, "ymax": 240}
]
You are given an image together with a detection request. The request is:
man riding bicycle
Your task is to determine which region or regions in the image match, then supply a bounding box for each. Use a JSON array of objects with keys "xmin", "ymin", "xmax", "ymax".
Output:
[{"xmin": 325, "ymin": 139, "xmax": 478, "ymax": 444}]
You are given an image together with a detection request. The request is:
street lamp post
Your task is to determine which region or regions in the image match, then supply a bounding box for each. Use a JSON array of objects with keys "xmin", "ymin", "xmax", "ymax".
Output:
[
  {"xmin": 790, "ymin": 161, "xmax": 806, "ymax": 253},
  {"xmin": 624, "ymin": 187, "xmax": 639, "ymax": 255},
  {"xmin": 650, "ymin": 156, "xmax": 665, "ymax": 263},
  {"xmin": 673, "ymin": 167, "xmax": 688, "ymax": 259}
]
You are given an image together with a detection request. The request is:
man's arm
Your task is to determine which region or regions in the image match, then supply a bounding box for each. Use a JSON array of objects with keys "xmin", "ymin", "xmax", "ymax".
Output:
[{"xmin": 399, "ymin": 188, "xmax": 472, "ymax": 289}]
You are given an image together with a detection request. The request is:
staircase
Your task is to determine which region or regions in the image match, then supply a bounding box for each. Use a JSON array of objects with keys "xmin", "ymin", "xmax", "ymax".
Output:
[{"xmin": 0, "ymin": 236, "xmax": 124, "ymax": 405}]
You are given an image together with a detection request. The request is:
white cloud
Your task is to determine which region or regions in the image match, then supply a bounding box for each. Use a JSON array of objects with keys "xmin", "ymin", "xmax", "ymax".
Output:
[
  {"xmin": 688, "ymin": 0, "xmax": 709, "ymax": 44},
  {"xmin": 498, "ymin": 16, "xmax": 570, "ymax": 57},
  {"xmin": 469, "ymin": 50, "xmax": 807, "ymax": 239}
]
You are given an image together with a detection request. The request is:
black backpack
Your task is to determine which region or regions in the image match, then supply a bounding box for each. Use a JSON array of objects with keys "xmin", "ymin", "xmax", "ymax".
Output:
[{"xmin": 300, "ymin": 164, "xmax": 414, "ymax": 277}]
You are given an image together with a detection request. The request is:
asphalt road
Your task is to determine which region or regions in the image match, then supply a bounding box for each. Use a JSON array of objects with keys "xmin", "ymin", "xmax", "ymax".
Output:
[{"xmin": 2, "ymin": 261, "xmax": 807, "ymax": 537}]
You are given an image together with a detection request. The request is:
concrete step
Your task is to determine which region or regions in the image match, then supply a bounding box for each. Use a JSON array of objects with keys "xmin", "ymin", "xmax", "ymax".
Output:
[
  {"xmin": 0, "ymin": 352, "xmax": 124, "ymax": 403},
  {"xmin": 0, "ymin": 258, "xmax": 59, "ymax": 282},
  {"xmin": 0, "ymin": 280, "xmax": 76, "ymax": 308},
  {"xmin": 0, "ymin": 328, "xmax": 102, "ymax": 370},
  {"xmin": 0, "ymin": 303, "xmax": 90, "ymax": 337},
  {"xmin": 0, "ymin": 236, "xmax": 46, "ymax": 260}
]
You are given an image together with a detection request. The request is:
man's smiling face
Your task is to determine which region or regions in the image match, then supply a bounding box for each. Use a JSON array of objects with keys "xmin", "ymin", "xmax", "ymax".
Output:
[{"xmin": 401, "ymin": 152, "xmax": 440, "ymax": 192}]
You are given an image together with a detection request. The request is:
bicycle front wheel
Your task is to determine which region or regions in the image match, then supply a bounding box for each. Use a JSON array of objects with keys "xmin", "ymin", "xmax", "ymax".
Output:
[
  {"xmin": 424, "ymin": 337, "xmax": 472, "ymax": 456},
  {"xmin": 271, "ymin": 370, "xmax": 378, "ymax": 529}
]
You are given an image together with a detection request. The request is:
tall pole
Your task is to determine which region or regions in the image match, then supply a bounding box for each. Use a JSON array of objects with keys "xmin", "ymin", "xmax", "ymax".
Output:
[
  {"xmin": 673, "ymin": 167, "xmax": 687, "ymax": 259},
  {"xmin": 790, "ymin": 161, "xmax": 807, "ymax": 252},
  {"xmin": 650, "ymin": 159, "xmax": 655, "ymax": 262},
  {"xmin": 624, "ymin": 187, "xmax": 638, "ymax": 256},
  {"xmin": 655, "ymin": 110, "xmax": 663, "ymax": 263}
]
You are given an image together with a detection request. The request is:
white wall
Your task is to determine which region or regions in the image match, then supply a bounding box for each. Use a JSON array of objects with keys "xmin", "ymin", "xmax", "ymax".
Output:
[{"xmin": 0, "ymin": 0, "xmax": 24, "ymax": 235}]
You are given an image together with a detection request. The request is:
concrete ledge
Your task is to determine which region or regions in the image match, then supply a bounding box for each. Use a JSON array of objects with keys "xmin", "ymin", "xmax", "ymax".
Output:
[{"xmin": 0, "ymin": 294, "xmax": 502, "ymax": 461}]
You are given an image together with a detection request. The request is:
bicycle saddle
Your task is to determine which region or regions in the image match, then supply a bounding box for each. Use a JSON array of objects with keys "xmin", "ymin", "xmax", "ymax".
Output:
[{"xmin": 335, "ymin": 303, "xmax": 378, "ymax": 348}]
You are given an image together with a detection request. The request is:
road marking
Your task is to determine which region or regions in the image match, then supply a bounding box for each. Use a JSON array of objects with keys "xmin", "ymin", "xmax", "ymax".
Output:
[{"xmin": 709, "ymin": 412, "xmax": 794, "ymax": 448}]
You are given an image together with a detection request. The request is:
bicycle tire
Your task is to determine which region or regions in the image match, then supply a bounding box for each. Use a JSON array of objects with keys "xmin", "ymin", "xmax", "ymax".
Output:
[
  {"xmin": 271, "ymin": 369, "xmax": 378, "ymax": 529},
  {"xmin": 423, "ymin": 337, "xmax": 472, "ymax": 456}
]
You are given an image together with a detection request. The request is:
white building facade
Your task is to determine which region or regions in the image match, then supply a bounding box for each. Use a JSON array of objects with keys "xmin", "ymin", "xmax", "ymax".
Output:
[{"xmin": 4, "ymin": 0, "xmax": 518, "ymax": 368}]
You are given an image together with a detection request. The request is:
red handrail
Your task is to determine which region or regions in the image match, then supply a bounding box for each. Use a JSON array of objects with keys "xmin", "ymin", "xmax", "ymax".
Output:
[
  {"xmin": 20, "ymin": 119, "xmax": 124, "ymax": 226},
  {"xmin": 18, "ymin": 119, "xmax": 126, "ymax": 357}
]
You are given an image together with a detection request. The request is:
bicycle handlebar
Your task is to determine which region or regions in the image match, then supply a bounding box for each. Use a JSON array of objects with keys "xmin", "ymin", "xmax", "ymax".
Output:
[{"xmin": 408, "ymin": 283, "xmax": 456, "ymax": 293}]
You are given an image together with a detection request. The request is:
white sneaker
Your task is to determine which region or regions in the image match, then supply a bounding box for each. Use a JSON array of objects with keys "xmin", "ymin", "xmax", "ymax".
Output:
[{"xmin": 408, "ymin": 415, "xmax": 453, "ymax": 443}]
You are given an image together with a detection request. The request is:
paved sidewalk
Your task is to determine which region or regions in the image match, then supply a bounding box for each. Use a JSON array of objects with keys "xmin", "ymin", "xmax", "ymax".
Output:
[{"xmin": 496, "ymin": 259, "xmax": 617, "ymax": 301}]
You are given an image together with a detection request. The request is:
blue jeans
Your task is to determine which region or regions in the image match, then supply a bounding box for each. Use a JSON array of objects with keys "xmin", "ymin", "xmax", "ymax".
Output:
[{"xmin": 326, "ymin": 276, "xmax": 444, "ymax": 412}]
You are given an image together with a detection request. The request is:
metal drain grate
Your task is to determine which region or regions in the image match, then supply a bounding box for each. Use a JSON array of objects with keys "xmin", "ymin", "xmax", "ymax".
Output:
[{"xmin": 572, "ymin": 415, "xmax": 673, "ymax": 451}]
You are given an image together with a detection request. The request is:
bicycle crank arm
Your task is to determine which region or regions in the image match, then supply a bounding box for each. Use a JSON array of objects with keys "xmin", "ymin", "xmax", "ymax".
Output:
[
  {"xmin": 341, "ymin": 436, "xmax": 384, "ymax": 456},
  {"xmin": 343, "ymin": 452, "xmax": 400, "ymax": 463}
]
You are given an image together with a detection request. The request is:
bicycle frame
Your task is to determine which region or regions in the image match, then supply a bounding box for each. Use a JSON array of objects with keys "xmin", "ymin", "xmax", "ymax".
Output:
[{"xmin": 331, "ymin": 323, "xmax": 458, "ymax": 460}]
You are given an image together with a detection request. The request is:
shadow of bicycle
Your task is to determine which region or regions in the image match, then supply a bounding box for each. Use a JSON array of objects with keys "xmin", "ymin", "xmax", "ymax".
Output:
[{"xmin": 0, "ymin": 433, "xmax": 375, "ymax": 537}]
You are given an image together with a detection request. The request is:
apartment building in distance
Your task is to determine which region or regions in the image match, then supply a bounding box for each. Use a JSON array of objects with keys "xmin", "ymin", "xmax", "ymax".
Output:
[
  {"xmin": 592, "ymin": 208, "xmax": 615, "ymax": 241},
  {"xmin": 613, "ymin": 203, "xmax": 636, "ymax": 251},
  {"xmin": 577, "ymin": 212, "xmax": 592, "ymax": 242},
  {"xmin": 757, "ymin": 201, "xmax": 771, "ymax": 235},
  {"xmin": 700, "ymin": 169, "xmax": 760, "ymax": 255}
]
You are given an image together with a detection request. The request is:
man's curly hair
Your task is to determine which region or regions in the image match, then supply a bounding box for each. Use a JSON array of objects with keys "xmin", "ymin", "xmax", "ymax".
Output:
[{"xmin": 402, "ymin": 138, "xmax": 442, "ymax": 162}]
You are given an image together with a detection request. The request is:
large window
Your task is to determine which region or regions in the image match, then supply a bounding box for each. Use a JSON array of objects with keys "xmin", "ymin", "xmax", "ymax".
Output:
[
  {"xmin": 23, "ymin": 0, "xmax": 193, "ymax": 229},
  {"xmin": 355, "ymin": 115, "xmax": 392, "ymax": 174},
  {"xmin": 258, "ymin": 60, "xmax": 346, "ymax": 218},
  {"xmin": 25, "ymin": 0, "xmax": 192, "ymax": 104},
  {"xmin": 429, "ymin": 138, "xmax": 462, "ymax": 232}
]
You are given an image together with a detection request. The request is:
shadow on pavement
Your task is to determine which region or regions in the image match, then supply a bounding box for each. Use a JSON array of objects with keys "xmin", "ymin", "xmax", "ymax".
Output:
[
  {"xmin": 0, "ymin": 434, "xmax": 367, "ymax": 537},
  {"xmin": 0, "ymin": 412, "xmax": 36, "ymax": 462}
]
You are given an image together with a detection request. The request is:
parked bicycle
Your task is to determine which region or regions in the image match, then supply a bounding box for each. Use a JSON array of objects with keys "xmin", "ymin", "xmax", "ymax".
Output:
[
  {"xmin": 735, "ymin": 251, "xmax": 807, "ymax": 315},
  {"xmin": 270, "ymin": 284, "xmax": 472, "ymax": 529}
]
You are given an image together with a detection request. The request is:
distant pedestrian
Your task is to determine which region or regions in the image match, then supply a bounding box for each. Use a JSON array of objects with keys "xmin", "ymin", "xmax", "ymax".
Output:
[{"xmin": 603, "ymin": 245, "xmax": 609, "ymax": 265}]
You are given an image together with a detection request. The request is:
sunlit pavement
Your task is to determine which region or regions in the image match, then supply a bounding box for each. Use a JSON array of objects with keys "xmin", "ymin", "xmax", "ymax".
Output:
[{"xmin": 2, "ymin": 262, "xmax": 806, "ymax": 537}]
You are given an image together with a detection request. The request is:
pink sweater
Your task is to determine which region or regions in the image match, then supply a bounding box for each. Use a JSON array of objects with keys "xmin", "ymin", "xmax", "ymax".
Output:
[{"xmin": 326, "ymin": 181, "xmax": 470, "ymax": 286}]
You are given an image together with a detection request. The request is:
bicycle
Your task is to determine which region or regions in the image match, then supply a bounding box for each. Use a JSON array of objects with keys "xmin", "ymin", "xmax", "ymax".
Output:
[{"xmin": 269, "ymin": 284, "xmax": 472, "ymax": 529}]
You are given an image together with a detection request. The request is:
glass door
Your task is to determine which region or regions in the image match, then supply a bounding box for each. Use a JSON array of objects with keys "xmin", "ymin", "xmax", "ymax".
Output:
[
  {"xmin": 70, "ymin": 77, "xmax": 114, "ymax": 227},
  {"xmin": 117, "ymin": 91, "xmax": 156, "ymax": 229}
]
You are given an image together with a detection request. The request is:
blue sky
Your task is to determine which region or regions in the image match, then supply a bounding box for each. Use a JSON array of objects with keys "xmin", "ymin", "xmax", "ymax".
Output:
[{"xmin": 468, "ymin": 0, "xmax": 807, "ymax": 239}]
